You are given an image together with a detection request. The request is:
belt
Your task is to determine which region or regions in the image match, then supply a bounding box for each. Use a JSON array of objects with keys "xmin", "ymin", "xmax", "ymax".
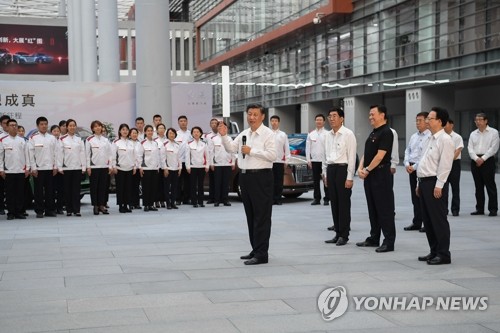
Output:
[
  {"xmin": 328, "ymin": 163, "xmax": 347, "ymax": 168},
  {"xmin": 241, "ymin": 168, "xmax": 272, "ymax": 174},
  {"xmin": 418, "ymin": 176, "xmax": 437, "ymax": 182}
]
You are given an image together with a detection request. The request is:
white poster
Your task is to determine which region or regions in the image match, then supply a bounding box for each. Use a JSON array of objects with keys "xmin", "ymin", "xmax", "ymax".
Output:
[{"xmin": 0, "ymin": 81, "xmax": 135, "ymax": 136}]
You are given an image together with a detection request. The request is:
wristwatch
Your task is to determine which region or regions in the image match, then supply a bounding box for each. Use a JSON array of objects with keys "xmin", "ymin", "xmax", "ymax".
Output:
[{"xmin": 363, "ymin": 167, "xmax": 370, "ymax": 173}]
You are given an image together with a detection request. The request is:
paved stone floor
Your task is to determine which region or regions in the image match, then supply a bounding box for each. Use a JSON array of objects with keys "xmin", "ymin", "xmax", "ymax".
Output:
[{"xmin": 0, "ymin": 167, "xmax": 499, "ymax": 332}]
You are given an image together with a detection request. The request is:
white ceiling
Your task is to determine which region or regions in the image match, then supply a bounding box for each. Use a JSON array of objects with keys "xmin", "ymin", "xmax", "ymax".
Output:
[{"xmin": 0, "ymin": 0, "xmax": 136, "ymax": 20}]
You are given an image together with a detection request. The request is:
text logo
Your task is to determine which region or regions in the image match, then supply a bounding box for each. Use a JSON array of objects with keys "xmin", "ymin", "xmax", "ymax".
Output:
[{"xmin": 317, "ymin": 286, "xmax": 349, "ymax": 321}]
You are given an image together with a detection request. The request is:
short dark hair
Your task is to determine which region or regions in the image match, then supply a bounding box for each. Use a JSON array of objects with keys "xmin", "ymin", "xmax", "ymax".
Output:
[
  {"xmin": 7, "ymin": 119, "xmax": 17, "ymax": 126},
  {"xmin": 66, "ymin": 119, "xmax": 77, "ymax": 127},
  {"xmin": 315, "ymin": 114, "xmax": 326, "ymax": 121},
  {"xmin": 129, "ymin": 127, "xmax": 138, "ymax": 136},
  {"xmin": 270, "ymin": 115, "xmax": 280, "ymax": 122},
  {"xmin": 416, "ymin": 111, "xmax": 429, "ymax": 118},
  {"xmin": 36, "ymin": 116, "xmax": 48, "ymax": 126},
  {"xmin": 153, "ymin": 114, "xmax": 162, "ymax": 119},
  {"xmin": 475, "ymin": 112, "xmax": 488, "ymax": 121},
  {"xmin": 246, "ymin": 103, "xmax": 265, "ymax": 115},
  {"xmin": 118, "ymin": 123, "xmax": 130, "ymax": 137},
  {"xmin": 210, "ymin": 118, "xmax": 219, "ymax": 123},
  {"xmin": 166, "ymin": 127, "xmax": 177, "ymax": 138},
  {"xmin": 50, "ymin": 125, "xmax": 60, "ymax": 132},
  {"xmin": 18, "ymin": 125, "xmax": 25, "ymax": 131},
  {"xmin": 329, "ymin": 107, "xmax": 344, "ymax": 118},
  {"xmin": 0, "ymin": 115, "xmax": 11, "ymax": 123},
  {"xmin": 59, "ymin": 120, "xmax": 67, "ymax": 127},
  {"xmin": 178, "ymin": 115, "xmax": 187, "ymax": 121},
  {"xmin": 370, "ymin": 105, "xmax": 388, "ymax": 119},
  {"xmin": 135, "ymin": 117, "xmax": 144, "ymax": 123},
  {"xmin": 144, "ymin": 125, "xmax": 153, "ymax": 133},
  {"xmin": 431, "ymin": 106, "xmax": 449, "ymax": 128},
  {"xmin": 447, "ymin": 119, "xmax": 454, "ymax": 125},
  {"xmin": 191, "ymin": 126, "xmax": 203, "ymax": 136},
  {"xmin": 157, "ymin": 123, "xmax": 166, "ymax": 130}
]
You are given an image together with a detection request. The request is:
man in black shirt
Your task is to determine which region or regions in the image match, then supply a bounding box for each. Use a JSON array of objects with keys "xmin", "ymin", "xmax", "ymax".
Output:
[{"xmin": 356, "ymin": 105, "xmax": 396, "ymax": 252}]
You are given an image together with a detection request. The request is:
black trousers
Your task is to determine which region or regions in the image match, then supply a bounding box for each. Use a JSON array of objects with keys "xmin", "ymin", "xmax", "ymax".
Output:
[
  {"xmin": 207, "ymin": 169, "xmax": 215, "ymax": 201},
  {"xmin": 363, "ymin": 165, "xmax": 396, "ymax": 247},
  {"xmin": 5, "ymin": 173, "xmax": 24, "ymax": 217},
  {"xmin": 312, "ymin": 161, "xmax": 329, "ymax": 201},
  {"xmin": 115, "ymin": 169, "xmax": 133, "ymax": 206},
  {"xmin": 190, "ymin": 168, "xmax": 206, "ymax": 205},
  {"xmin": 0, "ymin": 177, "xmax": 5, "ymax": 211},
  {"xmin": 419, "ymin": 178, "xmax": 451, "ymax": 260},
  {"xmin": 214, "ymin": 166, "xmax": 231, "ymax": 204},
  {"xmin": 53, "ymin": 172, "xmax": 64, "ymax": 211},
  {"xmin": 164, "ymin": 170, "xmax": 179, "ymax": 206},
  {"xmin": 33, "ymin": 170, "xmax": 55, "ymax": 214},
  {"xmin": 64, "ymin": 170, "xmax": 81, "ymax": 214},
  {"xmin": 89, "ymin": 168, "xmax": 108, "ymax": 206},
  {"xmin": 177, "ymin": 162, "xmax": 191, "ymax": 203},
  {"xmin": 471, "ymin": 158, "xmax": 498, "ymax": 213},
  {"xmin": 23, "ymin": 176, "xmax": 33, "ymax": 212},
  {"xmin": 408, "ymin": 170, "xmax": 423, "ymax": 227},
  {"xmin": 240, "ymin": 169, "xmax": 273, "ymax": 260},
  {"xmin": 156, "ymin": 168, "xmax": 165, "ymax": 202},
  {"xmin": 272, "ymin": 163, "xmax": 285, "ymax": 202},
  {"xmin": 327, "ymin": 165, "xmax": 352, "ymax": 239},
  {"xmin": 131, "ymin": 172, "xmax": 141, "ymax": 206},
  {"xmin": 445, "ymin": 160, "xmax": 461, "ymax": 214},
  {"xmin": 142, "ymin": 169, "xmax": 158, "ymax": 207}
]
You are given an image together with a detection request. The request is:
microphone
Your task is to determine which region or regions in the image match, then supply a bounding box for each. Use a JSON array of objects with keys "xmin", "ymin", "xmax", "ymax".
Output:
[{"xmin": 242, "ymin": 135, "xmax": 246, "ymax": 159}]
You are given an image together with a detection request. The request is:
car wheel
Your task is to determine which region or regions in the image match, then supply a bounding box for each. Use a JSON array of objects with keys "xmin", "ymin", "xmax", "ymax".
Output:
[{"xmin": 283, "ymin": 193, "xmax": 302, "ymax": 199}]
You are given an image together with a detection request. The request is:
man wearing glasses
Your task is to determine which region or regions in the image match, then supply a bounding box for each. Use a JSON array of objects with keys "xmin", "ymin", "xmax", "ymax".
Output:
[
  {"xmin": 416, "ymin": 107, "xmax": 454, "ymax": 265},
  {"xmin": 468, "ymin": 113, "xmax": 499, "ymax": 217}
]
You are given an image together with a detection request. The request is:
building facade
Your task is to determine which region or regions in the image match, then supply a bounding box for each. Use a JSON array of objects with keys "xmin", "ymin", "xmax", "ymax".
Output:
[{"xmin": 192, "ymin": 0, "xmax": 500, "ymax": 167}]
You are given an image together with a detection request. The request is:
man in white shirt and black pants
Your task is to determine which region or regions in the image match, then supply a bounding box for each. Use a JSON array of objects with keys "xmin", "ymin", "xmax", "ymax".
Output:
[
  {"xmin": 219, "ymin": 104, "xmax": 276, "ymax": 265},
  {"xmin": 270, "ymin": 115, "xmax": 290, "ymax": 205},
  {"xmin": 416, "ymin": 107, "xmax": 454, "ymax": 265},
  {"xmin": 323, "ymin": 108, "xmax": 356, "ymax": 246},
  {"xmin": 444, "ymin": 119, "xmax": 464, "ymax": 216},
  {"xmin": 306, "ymin": 114, "xmax": 329, "ymax": 206}
]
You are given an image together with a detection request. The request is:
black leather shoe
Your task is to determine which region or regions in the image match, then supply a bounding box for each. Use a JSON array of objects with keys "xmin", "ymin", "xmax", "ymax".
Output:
[
  {"xmin": 244, "ymin": 257, "xmax": 268, "ymax": 265},
  {"xmin": 223, "ymin": 202, "xmax": 231, "ymax": 206},
  {"xmin": 206, "ymin": 200, "xmax": 214, "ymax": 204},
  {"xmin": 489, "ymin": 211, "xmax": 498, "ymax": 217},
  {"xmin": 67, "ymin": 212, "xmax": 72, "ymax": 217},
  {"xmin": 427, "ymin": 256, "xmax": 451, "ymax": 265},
  {"xmin": 311, "ymin": 200, "xmax": 321, "ymax": 205},
  {"xmin": 327, "ymin": 225, "xmax": 335, "ymax": 231},
  {"xmin": 172, "ymin": 205, "xmax": 178, "ymax": 209},
  {"xmin": 7, "ymin": 215, "xmax": 15, "ymax": 220},
  {"xmin": 199, "ymin": 204, "xmax": 205, "ymax": 208},
  {"xmin": 175, "ymin": 201, "xmax": 182, "ymax": 206},
  {"xmin": 323, "ymin": 200, "xmax": 329, "ymax": 206},
  {"xmin": 336, "ymin": 237, "xmax": 348, "ymax": 246},
  {"xmin": 418, "ymin": 253, "xmax": 436, "ymax": 262},
  {"xmin": 36, "ymin": 213, "xmax": 44, "ymax": 218},
  {"xmin": 167, "ymin": 204, "xmax": 172, "ymax": 210},
  {"xmin": 356, "ymin": 240, "xmax": 379, "ymax": 247},
  {"xmin": 404, "ymin": 224, "xmax": 421, "ymax": 231},
  {"xmin": 56, "ymin": 209, "xmax": 64, "ymax": 215},
  {"xmin": 375, "ymin": 245, "xmax": 394, "ymax": 253},
  {"xmin": 214, "ymin": 203, "xmax": 220, "ymax": 207},
  {"xmin": 419, "ymin": 228, "xmax": 426, "ymax": 233},
  {"xmin": 471, "ymin": 211, "xmax": 485, "ymax": 215},
  {"xmin": 240, "ymin": 254, "xmax": 253, "ymax": 260},
  {"xmin": 193, "ymin": 204, "xmax": 198, "ymax": 208},
  {"xmin": 452, "ymin": 211, "xmax": 459, "ymax": 216},
  {"xmin": 160, "ymin": 202, "xmax": 166, "ymax": 208},
  {"xmin": 15, "ymin": 214, "xmax": 26, "ymax": 219},
  {"xmin": 144, "ymin": 207, "xmax": 150, "ymax": 212},
  {"xmin": 74, "ymin": 213, "xmax": 81, "ymax": 217},
  {"xmin": 325, "ymin": 236, "xmax": 339, "ymax": 244},
  {"xmin": 149, "ymin": 206, "xmax": 158, "ymax": 211},
  {"xmin": 134, "ymin": 205, "xmax": 142, "ymax": 209},
  {"xmin": 0, "ymin": 209, "xmax": 5, "ymax": 215}
]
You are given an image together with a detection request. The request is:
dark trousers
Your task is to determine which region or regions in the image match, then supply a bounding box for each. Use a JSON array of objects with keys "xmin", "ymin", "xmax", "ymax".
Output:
[
  {"xmin": 23, "ymin": 176, "xmax": 33, "ymax": 212},
  {"xmin": 240, "ymin": 169, "xmax": 273, "ymax": 260},
  {"xmin": 419, "ymin": 178, "xmax": 451, "ymax": 260},
  {"xmin": 327, "ymin": 165, "xmax": 352, "ymax": 239},
  {"xmin": 131, "ymin": 172, "xmax": 141, "ymax": 206},
  {"xmin": 177, "ymin": 162, "xmax": 191, "ymax": 203},
  {"xmin": 142, "ymin": 169, "xmax": 158, "ymax": 207},
  {"xmin": 312, "ymin": 161, "xmax": 329, "ymax": 201},
  {"xmin": 164, "ymin": 170, "xmax": 179, "ymax": 206},
  {"xmin": 5, "ymin": 173, "xmax": 24, "ymax": 217},
  {"xmin": 214, "ymin": 166, "xmax": 231, "ymax": 204},
  {"xmin": 33, "ymin": 170, "xmax": 55, "ymax": 214},
  {"xmin": 363, "ymin": 165, "xmax": 396, "ymax": 247},
  {"xmin": 115, "ymin": 169, "xmax": 133, "ymax": 206},
  {"xmin": 89, "ymin": 168, "xmax": 108, "ymax": 206},
  {"xmin": 156, "ymin": 169, "xmax": 165, "ymax": 202},
  {"xmin": 0, "ymin": 177, "xmax": 5, "ymax": 211},
  {"xmin": 53, "ymin": 173, "xmax": 64, "ymax": 211},
  {"xmin": 409, "ymin": 171, "xmax": 423, "ymax": 227},
  {"xmin": 207, "ymin": 169, "xmax": 215, "ymax": 201},
  {"xmin": 272, "ymin": 163, "xmax": 285, "ymax": 202},
  {"xmin": 63, "ymin": 170, "xmax": 81, "ymax": 214},
  {"xmin": 190, "ymin": 168, "xmax": 206, "ymax": 205},
  {"xmin": 471, "ymin": 158, "xmax": 498, "ymax": 213},
  {"xmin": 445, "ymin": 160, "xmax": 461, "ymax": 214}
]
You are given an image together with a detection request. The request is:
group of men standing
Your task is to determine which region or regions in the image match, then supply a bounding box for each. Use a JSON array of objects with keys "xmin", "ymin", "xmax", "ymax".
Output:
[{"xmin": 312, "ymin": 105, "xmax": 498, "ymax": 266}]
